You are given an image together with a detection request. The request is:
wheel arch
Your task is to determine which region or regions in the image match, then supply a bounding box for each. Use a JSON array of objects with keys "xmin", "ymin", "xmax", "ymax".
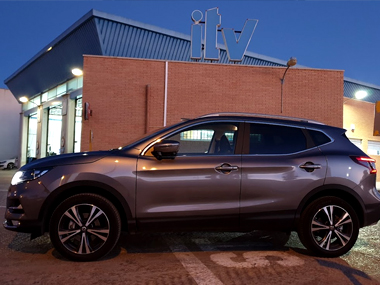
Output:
[
  {"xmin": 295, "ymin": 184, "xmax": 366, "ymax": 228},
  {"xmin": 40, "ymin": 181, "xmax": 135, "ymax": 234}
]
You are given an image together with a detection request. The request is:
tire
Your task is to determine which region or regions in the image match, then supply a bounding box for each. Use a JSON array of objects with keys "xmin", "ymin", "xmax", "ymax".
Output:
[
  {"xmin": 7, "ymin": 163, "xmax": 14, "ymax": 170},
  {"xmin": 298, "ymin": 196, "xmax": 359, "ymax": 258},
  {"xmin": 49, "ymin": 193, "xmax": 121, "ymax": 262}
]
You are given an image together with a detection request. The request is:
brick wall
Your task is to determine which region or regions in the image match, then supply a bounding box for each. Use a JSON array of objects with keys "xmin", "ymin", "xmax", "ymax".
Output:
[{"xmin": 82, "ymin": 56, "xmax": 343, "ymax": 151}]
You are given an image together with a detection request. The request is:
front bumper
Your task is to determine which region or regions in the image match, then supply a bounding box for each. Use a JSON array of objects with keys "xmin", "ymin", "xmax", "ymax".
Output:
[
  {"xmin": 3, "ymin": 219, "xmax": 43, "ymax": 234},
  {"xmin": 3, "ymin": 179, "xmax": 49, "ymax": 234}
]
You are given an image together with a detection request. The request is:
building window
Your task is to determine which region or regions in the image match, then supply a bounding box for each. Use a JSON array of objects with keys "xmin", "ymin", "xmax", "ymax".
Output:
[
  {"xmin": 349, "ymin": 138, "xmax": 362, "ymax": 150},
  {"xmin": 367, "ymin": 140, "xmax": 380, "ymax": 155},
  {"xmin": 74, "ymin": 97, "xmax": 82, "ymax": 153},
  {"xmin": 27, "ymin": 113, "xmax": 38, "ymax": 162},
  {"xmin": 47, "ymin": 105, "xmax": 62, "ymax": 156}
]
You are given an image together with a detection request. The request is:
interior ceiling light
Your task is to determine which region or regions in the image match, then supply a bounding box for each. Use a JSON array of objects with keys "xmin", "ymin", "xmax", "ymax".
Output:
[
  {"xmin": 71, "ymin": 68, "xmax": 83, "ymax": 76},
  {"xmin": 355, "ymin": 90, "xmax": 367, "ymax": 100}
]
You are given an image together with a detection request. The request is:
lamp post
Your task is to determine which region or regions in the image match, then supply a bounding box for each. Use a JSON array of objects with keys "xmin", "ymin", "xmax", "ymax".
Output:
[{"xmin": 281, "ymin": 57, "xmax": 297, "ymax": 113}]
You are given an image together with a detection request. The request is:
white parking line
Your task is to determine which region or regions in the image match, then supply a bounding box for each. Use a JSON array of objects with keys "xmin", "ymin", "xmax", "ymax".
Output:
[{"xmin": 164, "ymin": 237, "xmax": 224, "ymax": 285}]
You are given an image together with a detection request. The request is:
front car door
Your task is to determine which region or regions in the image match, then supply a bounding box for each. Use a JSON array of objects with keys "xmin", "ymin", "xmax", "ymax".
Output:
[{"xmin": 136, "ymin": 121, "xmax": 243, "ymax": 231}]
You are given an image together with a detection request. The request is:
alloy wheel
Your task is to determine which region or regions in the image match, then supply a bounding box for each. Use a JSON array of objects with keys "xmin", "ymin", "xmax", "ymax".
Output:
[
  {"xmin": 311, "ymin": 205, "xmax": 353, "ymax": 251},
  {"xmin": 58, "ymin": 203, "xmax": 110, "ymax": 255}
]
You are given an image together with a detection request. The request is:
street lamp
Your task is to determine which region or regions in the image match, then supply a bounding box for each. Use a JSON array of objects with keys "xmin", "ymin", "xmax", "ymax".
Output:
[{"xmin": 281, "ymin": 57, "xmax": 297, "ymax": 113}]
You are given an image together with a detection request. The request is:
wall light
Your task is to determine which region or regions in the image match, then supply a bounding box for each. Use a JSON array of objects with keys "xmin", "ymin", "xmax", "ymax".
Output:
[
  {"xmin": 19, "ymin": 96, "xmax": 29, "ymax": 103},
  {"xmin": 71, "ymin": 68, "xmax": 83, "ymax": 76},
  {"xmin": 19, "ymin": 96, "xmax": 39, "ymax": 107},
  {"xmin": 355, "ymin": 90, "xmax": 367, "ymax": 100}
]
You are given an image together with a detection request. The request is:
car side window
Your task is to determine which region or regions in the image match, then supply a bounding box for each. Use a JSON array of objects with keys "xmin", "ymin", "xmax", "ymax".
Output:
[
  {"xmin": 166, "ymin": 122, "xmax": 239, "ymax": 156},
  {"xmin": 308, "ymin": 129, "xmax": 331, "ymax": 146},
  {"xmin": 249, "ymin": 123, "xmax": 307, "ymax": 154}
]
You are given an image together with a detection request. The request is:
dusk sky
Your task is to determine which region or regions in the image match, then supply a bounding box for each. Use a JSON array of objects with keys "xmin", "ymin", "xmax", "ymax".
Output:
[{"xmin": 1, "ymin": 1, "xmax": 380, "ymax": 90}]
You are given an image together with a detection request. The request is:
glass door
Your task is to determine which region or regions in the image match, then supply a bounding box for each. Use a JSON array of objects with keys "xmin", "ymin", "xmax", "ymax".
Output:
[{"xmin": 46, "ymin": 105, "xmax": 62, "ymax": 156}]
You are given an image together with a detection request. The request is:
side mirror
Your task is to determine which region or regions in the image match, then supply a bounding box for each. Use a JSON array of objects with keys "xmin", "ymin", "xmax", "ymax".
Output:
[{"xmin": 152, "ymin": 140, "xmax": 180, "ymax": 160}]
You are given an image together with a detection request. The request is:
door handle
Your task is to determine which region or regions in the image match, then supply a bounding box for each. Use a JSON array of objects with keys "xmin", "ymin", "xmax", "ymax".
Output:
[
  {"xmin": 215, "ymin": 163, "xmax": 239, "ymax": 174},
  {"xmin": 300, "ymin": 162, "xmax": 322, "ymax": 172}
]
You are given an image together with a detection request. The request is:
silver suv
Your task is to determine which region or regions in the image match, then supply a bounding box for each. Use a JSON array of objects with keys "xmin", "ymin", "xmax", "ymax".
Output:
[{"xmin": 4, "ymin": 113, "xmax": 380, "ymax": 261}]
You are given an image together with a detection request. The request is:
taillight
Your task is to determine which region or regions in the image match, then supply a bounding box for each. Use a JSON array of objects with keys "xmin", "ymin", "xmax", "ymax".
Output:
[{"xmin": 351, "ymin": 156, "xmax": 377, "ymax": 174}]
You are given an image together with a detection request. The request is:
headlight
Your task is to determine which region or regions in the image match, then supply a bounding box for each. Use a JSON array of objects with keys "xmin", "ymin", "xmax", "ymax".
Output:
[
  {"xmin": 11, "ymin": 168, "xmax": 52, "ymax": 185},
  {"xmin": 0, "ymin": 161, "xmax": 5, "ymax": 164}
]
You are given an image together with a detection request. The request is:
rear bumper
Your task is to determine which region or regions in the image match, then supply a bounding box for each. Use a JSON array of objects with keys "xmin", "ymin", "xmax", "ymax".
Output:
[{"xmin": 363, "ymin": 202, "xmax": 380, "ymax": 227}]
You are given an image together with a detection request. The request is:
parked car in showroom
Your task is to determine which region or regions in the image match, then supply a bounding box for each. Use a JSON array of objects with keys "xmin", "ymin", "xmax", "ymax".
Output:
[
  {"xmin": 0, "ymin": 158, "xmax": 17, "ymax": 170},
  {"xmin": 4, "ymin": 113, "xmax": 380, "ymax": 261}
]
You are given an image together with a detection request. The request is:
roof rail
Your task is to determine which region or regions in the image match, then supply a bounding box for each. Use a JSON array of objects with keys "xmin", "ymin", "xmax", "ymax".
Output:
[{"xmin": 199, "ymin": 112, "xmax": 324, "ymax": 125}]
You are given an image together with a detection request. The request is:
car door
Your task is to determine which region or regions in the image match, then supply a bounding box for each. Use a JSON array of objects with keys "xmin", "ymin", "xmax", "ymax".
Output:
[
  {"xmin": 240, "ymin": 122, "xmax": 327, "ymax": 230},
  {"xmin": 136, "ymin": 121, "xmax": 243, "ymax": 231}
]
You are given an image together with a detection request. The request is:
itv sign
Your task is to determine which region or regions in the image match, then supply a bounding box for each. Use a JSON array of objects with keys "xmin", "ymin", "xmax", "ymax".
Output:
[{"xmin": 191, "ymin": 7, "xmax": 258, "ymax": 62}]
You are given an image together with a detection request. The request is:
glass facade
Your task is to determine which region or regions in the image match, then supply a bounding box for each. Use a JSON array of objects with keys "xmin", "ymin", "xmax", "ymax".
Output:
[
  {"xmin": 74, "ymin": 97, "xmax": 82, "ymax": 153},
  {"xmin": 27, "ymin": 113, "xmax": 38, "ymax": 162},
  {"xmin": 46, "ymin": 105, "xmax": 62, "ymax": 156},
  {"xmin": 22, "ymin": 76, "xmax": 83, "ymax": 164}
]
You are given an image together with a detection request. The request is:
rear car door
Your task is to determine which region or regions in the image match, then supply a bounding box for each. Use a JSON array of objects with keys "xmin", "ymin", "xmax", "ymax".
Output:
[{"xmin": 240, "ymin": 122, "xmax": 327, "ymax": 230}]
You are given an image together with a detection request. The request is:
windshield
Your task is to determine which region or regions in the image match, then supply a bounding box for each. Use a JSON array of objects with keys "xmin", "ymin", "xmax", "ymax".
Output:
[{"xmin": 121, "ymin": 121, "xmax": 186, "ymax": 150}]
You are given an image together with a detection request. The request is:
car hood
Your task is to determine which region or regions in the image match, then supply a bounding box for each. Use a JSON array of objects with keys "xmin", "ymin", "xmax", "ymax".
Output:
[{"xmin": 20, "ymin": 151, "xmax": 114, "ymax": 170}]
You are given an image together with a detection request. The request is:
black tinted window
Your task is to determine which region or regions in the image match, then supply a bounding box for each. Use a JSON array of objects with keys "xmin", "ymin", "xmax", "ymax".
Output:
[
  {"xmin": 249, "ymin": 124, "xmax": 307, "ymax": 154},
  {"xmin": 308, "ymin": 130, "xmax": 331, "ymax": 146}
]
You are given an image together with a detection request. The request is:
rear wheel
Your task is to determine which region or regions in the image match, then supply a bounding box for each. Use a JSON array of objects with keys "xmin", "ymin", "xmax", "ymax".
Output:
[
  {"xmin": 49, "ymin": 193, "xmax": 121, "ymax": 261},
  {"xmin": 298, "ymin": 196, "xmax": 359, "ymax": 257}
]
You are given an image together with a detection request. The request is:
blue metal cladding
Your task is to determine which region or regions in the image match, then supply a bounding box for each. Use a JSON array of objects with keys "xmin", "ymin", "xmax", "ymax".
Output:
[
  {"xmin": 95, "ymin": 17, "xmax": 284, "ymax": 66},
  {"xmin": 344, "ymin": 80, "xmax": 380, "ymax": 104},
  {"xmin": 96, "ymin": 18, "xmax": 191, "ymax": 61},
  {"xmin": 5, "ymin": 18, "xmax": 102, "ymax": 100}
]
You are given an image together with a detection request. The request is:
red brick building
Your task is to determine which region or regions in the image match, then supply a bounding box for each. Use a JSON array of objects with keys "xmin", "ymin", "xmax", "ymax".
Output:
[{"xmin": 82, "ymin": 56, "xmax": 343, "ymax": 151}]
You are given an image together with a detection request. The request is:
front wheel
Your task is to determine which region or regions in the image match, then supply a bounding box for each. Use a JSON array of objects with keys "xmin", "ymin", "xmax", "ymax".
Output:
[
  {"xmin": 7, "ymin": 163, "xmax": 14, "ymax": 170},
  {"xmin": 49, "ymin": 193, "xmax": 121, "ymax": 261},
  {"xmin": 298, "ymin": 196, "xmax": 359, "ymax": 257}
]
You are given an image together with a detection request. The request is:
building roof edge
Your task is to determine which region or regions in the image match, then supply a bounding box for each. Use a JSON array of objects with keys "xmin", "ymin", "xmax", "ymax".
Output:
[
  {"xmin": 4, "ymin": 9, "xmax": 96, "ymax": 84},
  {"xmin": 344, "ymin": 76, "xmax": 380, "ymax": 90}
]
